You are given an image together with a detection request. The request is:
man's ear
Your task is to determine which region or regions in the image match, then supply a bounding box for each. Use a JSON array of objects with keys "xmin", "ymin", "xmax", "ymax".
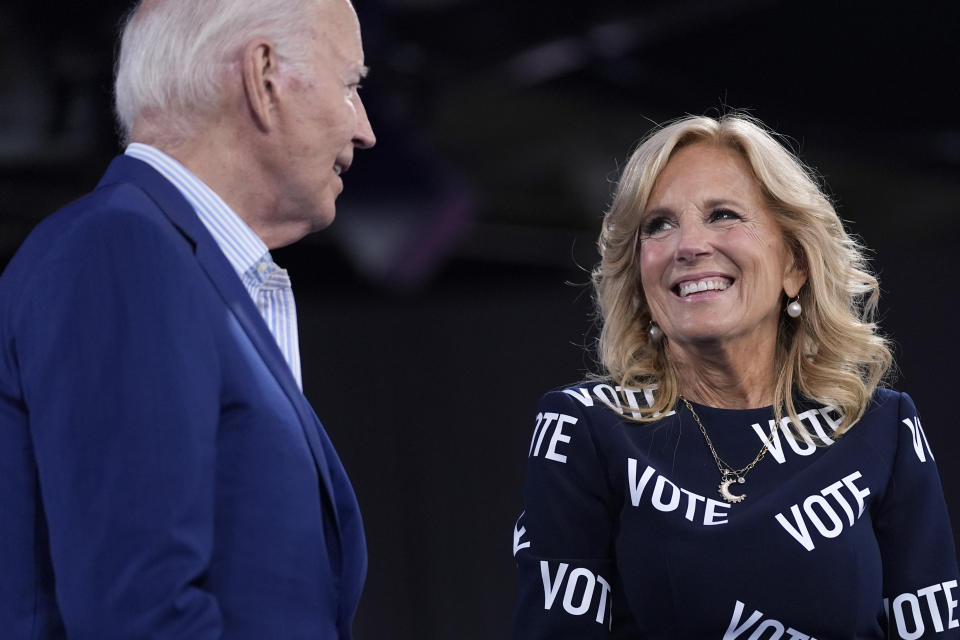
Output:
[{"xmin": 242, "ymin": 40, "xmax": 277, "ymax": 132}]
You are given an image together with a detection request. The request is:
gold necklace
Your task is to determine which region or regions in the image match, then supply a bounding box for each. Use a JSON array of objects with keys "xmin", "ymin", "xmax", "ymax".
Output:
[{"xmin": 680, "ymin": 396, "xmax": 777, "ymax": 504}]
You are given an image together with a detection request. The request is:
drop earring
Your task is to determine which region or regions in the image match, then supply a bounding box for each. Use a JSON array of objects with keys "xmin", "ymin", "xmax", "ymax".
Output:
[
  {"xmin": 648, "ymin": 322, "xmax": 664, "ymax": 342},
  {"xmin": 786, "ymin": 297, "xmax": 802, "ymax": 318}
]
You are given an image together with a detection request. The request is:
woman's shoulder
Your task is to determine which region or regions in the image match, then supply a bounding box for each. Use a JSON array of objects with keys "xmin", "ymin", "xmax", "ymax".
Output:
[
  {"xmin": 527, "ymin": 381, "xmax": 660, "ymax": 471},
  {"xmin": 861, "ymin": 387, "xmax": 919, "ymax": 424},
  {"xmin": 845, "ymin": 387, "xmax": 927, "ymax": 458},
  {"xmin": 537, "ymin": 379, "xmax": 662, "ymax": 420}
]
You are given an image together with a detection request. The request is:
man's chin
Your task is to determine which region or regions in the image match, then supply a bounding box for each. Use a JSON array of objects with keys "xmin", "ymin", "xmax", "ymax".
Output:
[{"xmin": 312, "ymin": 208, "xmax": 336, "ymax": 231}]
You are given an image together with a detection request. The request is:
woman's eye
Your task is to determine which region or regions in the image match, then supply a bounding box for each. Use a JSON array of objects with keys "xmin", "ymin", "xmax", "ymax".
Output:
[
  {"xmin": 641, "ymin": 217, "xmax": 674, "ymax": 235},
  {"xmin": 709, "ymin": 208, "xmax": 741, "ymax": 222}
]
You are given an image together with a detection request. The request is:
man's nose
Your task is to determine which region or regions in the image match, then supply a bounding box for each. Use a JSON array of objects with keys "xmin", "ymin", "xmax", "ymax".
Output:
[{"xmin": 353, "ymin": 97, "xmax": 375, "ymax": 149}]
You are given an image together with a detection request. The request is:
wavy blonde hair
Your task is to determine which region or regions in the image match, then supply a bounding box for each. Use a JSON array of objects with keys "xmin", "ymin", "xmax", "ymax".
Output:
[{"xmin": 594, "ymin": 113, "xmax": 892, "ymax": 435}]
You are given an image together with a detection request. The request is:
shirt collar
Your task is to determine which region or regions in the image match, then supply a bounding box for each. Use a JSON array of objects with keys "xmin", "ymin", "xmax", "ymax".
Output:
[{"xmin": 124, "ymin": 143, "xmax": 269, "ymax": 279}]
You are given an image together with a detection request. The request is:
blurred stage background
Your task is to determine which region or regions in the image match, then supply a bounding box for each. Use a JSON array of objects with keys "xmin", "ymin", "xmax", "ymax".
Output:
[{"xmin": 1, "ymin": 1, "xmax": 958, "ymax": 637}]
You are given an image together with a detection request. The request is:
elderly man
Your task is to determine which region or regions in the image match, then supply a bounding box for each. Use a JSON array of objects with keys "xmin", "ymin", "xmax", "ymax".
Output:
[{"xmin": 0, "ymin": 0, "xmax": 375, "ymax": 637}]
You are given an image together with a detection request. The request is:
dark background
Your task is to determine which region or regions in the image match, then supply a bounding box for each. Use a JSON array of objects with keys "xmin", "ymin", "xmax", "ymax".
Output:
[{"xmin": 1, "ymin": 1, "xmax": 958, "ymax": 637}]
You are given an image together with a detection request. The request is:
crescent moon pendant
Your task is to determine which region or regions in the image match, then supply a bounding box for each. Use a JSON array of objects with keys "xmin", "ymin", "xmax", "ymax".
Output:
[{"xmin": 719, "ymin": 477, "xmax": 746, "ymax": 504}]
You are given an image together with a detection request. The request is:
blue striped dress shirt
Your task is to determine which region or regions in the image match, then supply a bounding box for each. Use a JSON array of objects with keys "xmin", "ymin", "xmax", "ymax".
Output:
[{"xmin": 125, "ymin": 143, "xmax": 303, "ymax": 389}]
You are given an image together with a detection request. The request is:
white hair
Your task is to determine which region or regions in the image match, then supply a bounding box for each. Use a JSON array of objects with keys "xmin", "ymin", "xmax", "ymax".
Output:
[{"xmin": 114, "ymin": 0, "xmax": 323, "ymax": 147}]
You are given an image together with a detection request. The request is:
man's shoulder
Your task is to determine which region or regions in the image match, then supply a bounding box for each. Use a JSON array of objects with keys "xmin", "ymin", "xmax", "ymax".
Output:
[
  {"xmin": 5, "ymin": 173, "xmax": 185, "ymax": 280},
  {"xmin": 0, "ymin": 174, "xmax": 204, "ymax": 346}
]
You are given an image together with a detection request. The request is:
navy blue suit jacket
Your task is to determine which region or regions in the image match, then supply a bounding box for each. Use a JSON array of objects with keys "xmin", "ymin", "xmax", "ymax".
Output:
[{"xmin": 0, "ymin": 155, "xmax": 366, "ymax": 639}]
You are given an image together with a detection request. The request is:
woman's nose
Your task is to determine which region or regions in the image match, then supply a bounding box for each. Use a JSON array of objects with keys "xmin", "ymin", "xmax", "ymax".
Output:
[{"xmin": 674, "ymin": 219, "xmax": 712, "ymax": 263}]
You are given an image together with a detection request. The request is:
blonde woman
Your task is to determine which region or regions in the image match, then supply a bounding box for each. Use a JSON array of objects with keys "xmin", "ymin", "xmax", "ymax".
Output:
[{"xmin": 512, "ymin": 114, "xmax": 959, "ymax": 638}]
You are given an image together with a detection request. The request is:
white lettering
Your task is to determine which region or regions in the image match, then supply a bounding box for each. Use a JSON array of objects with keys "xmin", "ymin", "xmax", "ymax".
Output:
[
  {"xmin": 751, "ymin": 408, "xmax": 842, "ymax": 465},
  {"xmin": 562, "ymin": 568, "xmax": 595, "ymax": 615},
  {"xmin": 681, "ymin": 488, "xmax": 705, "ymax": 521},
  {"xmin": 531, "ymin": 412, "xmax": 576, "ymax": 463},
  {"xmin": 945, "ymin": 580, "xmax": 959, "ymax": 629},
  {"xmin": 901, "ymin": 416, "xmax": 935, "ymax": 462},
  {"xmin": 615, "ymin": 385, "xmax": 644, "ymax": 419},
  {"xmin": 757, "ymin": 421, "xmax": 787, "ymax": 464},
  {"xmin": 592, "ymin": 384, "xmax": 622, "ymax": 412},
  {"xmin": 887, "ymin": 580, "xmax": 960, "ymax": 636},
  {"xmin": 641, "ymin": 387, "xmax": 676, "ymax": 418},
  {"xmin": 627, "ymin": 459, "xmax": 657, "ymax": 506},
  {"xmin": 643, "ymin": 388, "xmax": 656, "ymax": 410},
  {"xmin": 539, "ymin": 561, "xmax": 612, "ymax": 625},
  {"xmin": 723, "ymin": 600, "xmax": 763, "ymax": 640},
  {"xmin": 917, "ymin": 417, "xmax": 934, "ymax": 462},
  {"xmin": 820, "ymin": 481, "xmax": 855, "ymax": 526},
  {"xmin": 817, "ymin": 406, "xmax": 843, "ymax": 432},
  {"xmin": 540, "ymin": 561, "xmax": 567, "ymax": 610},
  {"xmin": 531, "ymin": 413, "xmax": 557, "ymax": 457},
  {"xmin": 748, "ymin": 620, "xmax": 784, "ymax": 639},
  {"xmin": 651, "ymin": 475, "xmax": 681, "ymax": 512},
  {"xmin": 840, "ymin": 471, "xmax": 870, "ymax": 518},
  {"xmin": 545, "ymin": 414, "xmax": 576, "ymax": 463},
  {"xmin": 704, "ymin": 497, "xmax": 731, "ymax": 526},
  {"xmin": 594, "ymin": 575, "xmax": 612, "ymax": 624},
  {"xmin": 513, "ymin": 514, "xmax": 530, "ymax": 556},
  {"xmin": 562, "ymin": 387, "xmax": 594, "ymax": 407},
  {"xmin": 917, "ymin": 583, "xmax": 945, "ymax": 633},
  {"xmin": 799, "ymin": 408, "xmax": 834, "ymax": 444},
  {"xmin": 775, "ymin": 505, "xmax": 816, "ymax": 551},
  {"xmin": 627, "ymin": 461, "xmax": 730, "ymax": 526},
  {"xmin": 783, "ymin": 423, "xmax": 817, "ymax": 456},
  {"xmin": 724, "ymin": 600, "xmax": 764, "ymax": 639},
  {"xmin": 802, "ymin": 495, "xmax": 843, "ymax": 539},
  {"xmin": 776, "ymin": 471, "xmax": 870, "ymax": 550},
  {"xmin": 528, "ymin": 413, "xmax": 544, "ymax": 456},
  {"xmin": 724, "ymin": 600, "xmax": 815, "ymax": 640},
  {"xmin": 893, "ymin": 592, "xmax": 924, "ymax": 640}
]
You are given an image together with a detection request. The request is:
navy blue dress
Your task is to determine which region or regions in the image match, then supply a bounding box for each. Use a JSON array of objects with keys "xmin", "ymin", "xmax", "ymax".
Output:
[{"xmin": 513, "ymin": 384, "xmax": 960, "ymax": 638}]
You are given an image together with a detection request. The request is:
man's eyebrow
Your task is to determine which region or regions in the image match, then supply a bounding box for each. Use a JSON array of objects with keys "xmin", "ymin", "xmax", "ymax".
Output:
[{"xmin": 358, "ymin": 65, "xmax": 370, "ymax": 78}]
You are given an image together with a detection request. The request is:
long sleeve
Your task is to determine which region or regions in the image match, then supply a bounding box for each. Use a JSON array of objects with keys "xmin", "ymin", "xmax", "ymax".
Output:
[
  {"xmin": 512, "ymin": 390, "xmax": 637, "ymax": 638},
  {"xmin": 875, "ymin": 392, "xmax": 960, "ymax": 638},
  {"xmin": 13, "ymin": 209, "xmax": 224, "ymax": 638}
]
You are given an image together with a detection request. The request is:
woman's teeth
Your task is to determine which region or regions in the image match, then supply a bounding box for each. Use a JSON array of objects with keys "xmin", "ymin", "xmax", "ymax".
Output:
[{"xmin": 678, "ymin": 278, "xmax": 731, "ymax": 298}]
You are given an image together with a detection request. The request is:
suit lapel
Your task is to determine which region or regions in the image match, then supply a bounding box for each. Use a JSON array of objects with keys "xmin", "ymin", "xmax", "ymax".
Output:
[
  {"xmin": 193, "ymin": 242, "xmax": 342, "ymax": 526},
  {"xmin": 96, "ymin": 155, "xmax": 343, "ymax": 533}
]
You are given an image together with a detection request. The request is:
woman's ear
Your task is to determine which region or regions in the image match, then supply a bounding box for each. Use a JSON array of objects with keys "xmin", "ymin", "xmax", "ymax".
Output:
[{"xmin": 783, "ymin": 242, "xmax": 808, "ymax": 298}]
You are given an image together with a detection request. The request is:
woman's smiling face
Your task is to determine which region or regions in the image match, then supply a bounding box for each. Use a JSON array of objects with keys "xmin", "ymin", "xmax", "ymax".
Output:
[{"xmin": 638, "ymin": 142, "xmax": 806, "ymax": 351}]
